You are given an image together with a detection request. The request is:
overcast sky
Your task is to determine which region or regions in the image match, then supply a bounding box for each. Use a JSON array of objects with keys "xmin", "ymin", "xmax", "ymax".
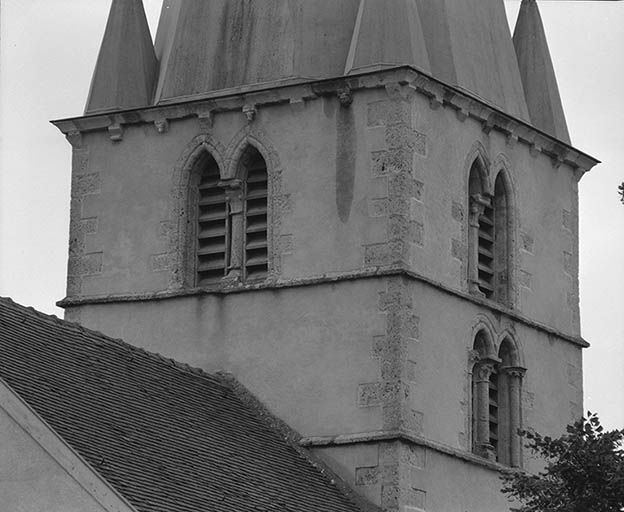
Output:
[{"xmin": 1, "ymin": 0, "xmax": 622, "ymax": 430}]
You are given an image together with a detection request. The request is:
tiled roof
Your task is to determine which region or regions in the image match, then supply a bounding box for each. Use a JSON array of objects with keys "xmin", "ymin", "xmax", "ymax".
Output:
[{"xmin": 0, "ymin": 297, "xmax": 365, "ymax": 512}]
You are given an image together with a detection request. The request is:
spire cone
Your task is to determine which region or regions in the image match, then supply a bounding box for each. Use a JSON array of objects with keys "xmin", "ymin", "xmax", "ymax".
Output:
[
  {"xmin": 514, "ymin": 0, "xmax": 571, "ymax": 143},
  {"xmin": 85, "ymin": 0, "xmax": 157, "ymax": 114},
  {"xmin": 345, "ymin": 0, "xmax": 431, "ymax": 75}
]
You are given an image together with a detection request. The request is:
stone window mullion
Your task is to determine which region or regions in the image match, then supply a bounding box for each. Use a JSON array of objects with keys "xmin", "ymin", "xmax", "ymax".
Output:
[
  {"xmin": 501, "ymin": 366, "xmax": 526, "ymax": 467},
  {"xmin": 221, "ymin": 179, "xmax": 244, "ymax": 281}
]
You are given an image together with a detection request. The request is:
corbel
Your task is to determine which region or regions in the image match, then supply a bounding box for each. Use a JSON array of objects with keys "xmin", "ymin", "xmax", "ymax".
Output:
[
  {"xmin": 455, "ymin": 107, "xmax": 469, "ymax": 122},
  {"xmin": 500, "ymin": 119, "xmax": 520, "ymax": 147},
  {"xmin": 444, "ymin": 91, "xmax": 469, "ymax": 121},
  {"xmin": 66, "ymin": 130, "xmax": 83, "ymax": 149},
  {"xmin": 337, "ymin": 87, "xmax": 353, "ymax": 107},
  {"xmin": 550, "ymin": 145, "xmax": 570, "ymax": 169},
  {"xmin": 384, "ymin": 82, "xmax": 403, "ymax": 101},
  {"xmin": 289, "ymin": 96, "xmax": 306, "ymax": 113},
  {"xmin": 107, "ymin": 121, "xmax": 124, "ymax": 142},
  {"xmin": 242, "ymin": 104, "xmax": 258, "ymax": 122},
  {"xmin": 154, "ymin": 118, "xmax": 169, "ymax": 134},
  {"xmin": 196, "ymin": 104, "xmax": 216, "ymax": 132},
  {"xmin": 529, "ymin": 142, "xmax": 542, "ymax": 158},
  {"xmin": 481, "ymin": 114, "xmax": 497, "ymax": 135}
]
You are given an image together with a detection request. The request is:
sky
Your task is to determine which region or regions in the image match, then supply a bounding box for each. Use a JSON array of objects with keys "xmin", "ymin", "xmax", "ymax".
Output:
[{"xmin": 0, "ymin": 0, "xmax": 622, "ymax": 430}]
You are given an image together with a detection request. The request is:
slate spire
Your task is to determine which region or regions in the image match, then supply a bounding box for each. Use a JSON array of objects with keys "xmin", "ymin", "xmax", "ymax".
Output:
[
  {"xmin": 514, "ymin": 0, "xmax": 570, "ymax": 143},
  {"xmin": 85, "ymin": 0, "xmax": 158, "ymax": 114},
  {"xmin": 344, "ymin": 0, "xmax": 430, "ymax": 74}
]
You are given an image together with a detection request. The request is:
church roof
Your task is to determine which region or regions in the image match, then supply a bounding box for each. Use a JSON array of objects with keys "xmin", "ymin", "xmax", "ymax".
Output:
[
  {"xmin": 0, "ymin": 297, "xmax": 365, "ymax": 512},
  {"xmin": 344, "ymin": 0, "xmax": 431, "ymax": 75},
  {"xmin": 87, "ymin": 0, "xmax": 540, "ymax": 123},
  {"xmin": 85, "ymin": 0, "xmax": 158, "ymax": 114},
  {"xmin": 514, "ymin": 0, "xmax": 571, "ymax": 143}
]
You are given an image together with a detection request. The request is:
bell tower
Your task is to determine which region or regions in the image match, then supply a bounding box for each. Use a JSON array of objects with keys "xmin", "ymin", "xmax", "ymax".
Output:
[{"xmin": 53, "ymin": 1, "xmax": 598, "ymax": 510}]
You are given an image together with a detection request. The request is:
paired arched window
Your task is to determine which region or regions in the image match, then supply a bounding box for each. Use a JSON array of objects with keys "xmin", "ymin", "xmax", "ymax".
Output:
[
  {"xmin": 468, "ymin": 159, "xmax": 511, "ymax": 305},
  {"xmin": 193, "ymin": 145, "xmax": 268, "ymax": 285},
  {"xmin": 471, "ymin": 331, "xmax": 525, "ymax": 466},
  {"xmin": 196, "ymin": 153, "xmax": 228, "ymax": 284}
]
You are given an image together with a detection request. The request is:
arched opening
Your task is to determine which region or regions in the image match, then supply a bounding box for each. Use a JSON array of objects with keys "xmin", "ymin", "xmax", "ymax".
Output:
[
  {"xmin": 493, "ymin": 172, "xmax": 512, "ymax": 305},
  {"xmin": 468, "ymin": 159, "xmax": 494, "ymax": 299},
  {"xmin": 238, "ymin": 146, "xmax": 268, "ymax": 281},
  {"xmin": 194, "ymin": 152, "xmax": 228, "ymax": 285},
  {"xmin": 471, "ymin": 329, "xmax": 498, "ymax": 460},
  {"xmin": 497, "ymin": 337, "xmax": 525, "ymax": 467}
]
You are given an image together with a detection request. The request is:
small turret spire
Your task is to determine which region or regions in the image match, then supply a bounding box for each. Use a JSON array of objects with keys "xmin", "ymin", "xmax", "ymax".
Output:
[
  {"xmin": 514, "ymin": 0, "xmax": 570, "ymax": 143},
  {"xmin": 85, "ymin": 0, "xmax": 157, "ymax": 114},
  {"xmin": 345, "ymin": 0, "xmax": 430, "ymax": 75}
]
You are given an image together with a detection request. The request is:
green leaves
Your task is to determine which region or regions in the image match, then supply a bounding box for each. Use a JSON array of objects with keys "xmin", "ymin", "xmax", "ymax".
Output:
[{"xmin": 501, "ymin": 413, "xmax": 624, "ymax": 512}]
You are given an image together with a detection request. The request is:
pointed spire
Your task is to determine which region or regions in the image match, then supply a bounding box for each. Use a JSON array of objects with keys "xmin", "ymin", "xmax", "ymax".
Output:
[
  {"xmin": 417, "ymin": 0, "xmax": 529, "ymax": 122},
  {"xmin": 85, "ymin": 0, "xmax": 158, "ymax": 114},
  {"xmin": 345, "ymin": 0, "xmax": 430, "ymax": 75},
  {"xmin": 514, "ymin": 0, "xmax": 570, "ymax": 143}
]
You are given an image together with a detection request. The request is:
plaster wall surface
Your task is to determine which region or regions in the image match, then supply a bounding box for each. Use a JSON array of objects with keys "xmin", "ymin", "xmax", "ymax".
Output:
[
  {"xmin": 314, "ymin": 442, "xmax": 518, "ymax": 512},
  {"xmin": 66, "ymin": 86, "xmax": 580, "ymax": 337},
  {"xmin": 70, "ymin": 278, "xmax": 582, "ymax": 459},
  {"xmin": 0, "ymin": 406, "xmax": 108, "ymax": 512},
  {"xmin": 61, "ymin": 79, "xmax": 584, "ymax": 512}
]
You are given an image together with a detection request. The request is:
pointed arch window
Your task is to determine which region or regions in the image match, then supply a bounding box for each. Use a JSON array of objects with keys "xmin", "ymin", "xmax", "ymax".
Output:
[
  {"xmin": 493, "ymin": 172, "xmax": 511, "ymax": 304},
  {"xmin": 195, "ymin": 153, "xmax": 228, "ymax": 285},
  {"xmin": 468, "ymin": 161, "xmax": 512, "ymax": 305},
  {"xmin": 470, "ymin": 331, "xmax": 525, "ymax": 467},
  {"xmin": 241, "ymin": 147, "xmax": 269, "ymax": 281},
  {"xmin": 194, "ymin": 145, "xmax": 269, "ymax": 286}
]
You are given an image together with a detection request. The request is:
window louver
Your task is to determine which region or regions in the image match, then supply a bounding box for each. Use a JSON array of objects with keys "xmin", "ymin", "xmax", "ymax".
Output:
[
  {"xmin": 243, "ymin": 152, "xmax": 268, "ymax": 280},
  {"xmin": 197, "ymin": 161, "xmax": 228, "ymax": 285},
  {"xmin": 477, "ymin": 201, "xmax": 495, "ymax": 298},
  {"xmin": 488, "ymin": 371, "xmax": 499, "ymax": 455}
]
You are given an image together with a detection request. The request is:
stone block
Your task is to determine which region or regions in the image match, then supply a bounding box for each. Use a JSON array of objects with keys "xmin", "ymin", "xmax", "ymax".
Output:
[
  {"xmin": 451, "ymin": 201, "xmax": 464, "ymax": 222},
  {"xmin": 520, "ymin": 232, "xmax": 534, "ymax": 253},
  {"xmin": 385, "ymin": 124, "xmax": 426, "ymax": 156},
  {"xmin": 518, "ymin": 270, "xmax": 532, "ymax": 289},
  {"xmin": 369, "ymin": 198, "xmax": 390, "ymax": 217},
  {"xmin": 355, "ymin": 466, "xmax": 380, "ymax": 486},
  {"xmin": 73, "ymin": 173, "xmax": 101, "ymax": 196},
  {"xmin": 562, "ymin": 209, "xmax": 573, "ymax": 231},
  {"xmin": 404, "ymin": 409, "xmax": 424, "ymax": 434},
  {"xmin": 563, "ymin": 251, "xmax": 573, "ymax": 275},
  {"xmin": 358, "ymin": 382, "xmax": 382, "ymax": 407},
  {"xmin": 405, "ymin": 360, "xmax": 417, "ymax": 382},
  {"xmin": 451, "ymin": 238, "xmax": 465, "ymax": 261},
  {"xmin": 400, "ymin": 444, "xmax": 426, "ymax": 469}
]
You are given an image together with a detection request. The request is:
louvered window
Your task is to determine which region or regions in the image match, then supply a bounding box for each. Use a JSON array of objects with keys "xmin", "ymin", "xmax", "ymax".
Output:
[
  {"xmin": 242, "ymin": 148, "xmax": 268, "ymax": 280},
  {"xmin": 488, "ymin": 370, "xmax": 499, "ymax": 455},
  {"xmin": 477, "ymin": 200, "xmax": 495, "ymax": 298},
  {"xmin": 196, "ymin": 159, "xmax": 228, "ymax": 285}
]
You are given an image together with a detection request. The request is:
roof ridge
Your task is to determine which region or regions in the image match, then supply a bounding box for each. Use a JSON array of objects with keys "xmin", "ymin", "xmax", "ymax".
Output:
[
  {"xmin": 219, "ymin": 372, "xmax": 380, "ymax": 512},
  {"xmin": 0, "ymin": 296, "xmax": 227, "ymax": 388}
]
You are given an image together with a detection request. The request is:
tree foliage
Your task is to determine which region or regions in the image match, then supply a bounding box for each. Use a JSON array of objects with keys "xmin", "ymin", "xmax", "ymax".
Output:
[
  {"xmin": 501, "ymin": 413, "xmax": 624, "ymax": 512},
  {"xmin": 618, "ymin": 182, "xmax": 624, "ymax": 205}
]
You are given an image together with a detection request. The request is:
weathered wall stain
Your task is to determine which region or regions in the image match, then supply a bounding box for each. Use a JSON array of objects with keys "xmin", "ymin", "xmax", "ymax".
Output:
[{"xmin": 336, "ymin": 103, "xmax": 356, "ymax": 223}]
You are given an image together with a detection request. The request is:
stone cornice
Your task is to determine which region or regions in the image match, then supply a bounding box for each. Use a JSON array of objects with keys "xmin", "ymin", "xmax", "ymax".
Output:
[
  {"xmin": 299, "ymin": 430, "xmax": 520, "ymax": 475},
  {"xmin": 57, "ymin": 266, "xmax": 589, "ymax": 349},
  {"xmin": 51, "ymin": 66, "xmax": 599, "ymax": 175}
]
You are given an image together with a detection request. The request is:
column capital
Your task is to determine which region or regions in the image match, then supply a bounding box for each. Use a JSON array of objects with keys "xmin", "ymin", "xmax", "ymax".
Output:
[
  {"xmin": 470, "ymin": 193, "xmax": 491, "ymax": 210},
  {"xmin": 474, "ymin": 359, "xmax": 498, "ymax": 382},
  {"xmin": 500, "ymin": 366, "xmax": 527, "ymax": 379}
]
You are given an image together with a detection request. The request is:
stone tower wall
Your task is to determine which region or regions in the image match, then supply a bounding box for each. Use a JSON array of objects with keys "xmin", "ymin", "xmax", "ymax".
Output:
[
  {"xmin": 64, "ymin": 83, "xmax": 580, "ymax": 336},
  {"xmin": 59, "ymin": 74, "xmax": 586, "ymax": 511}
]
